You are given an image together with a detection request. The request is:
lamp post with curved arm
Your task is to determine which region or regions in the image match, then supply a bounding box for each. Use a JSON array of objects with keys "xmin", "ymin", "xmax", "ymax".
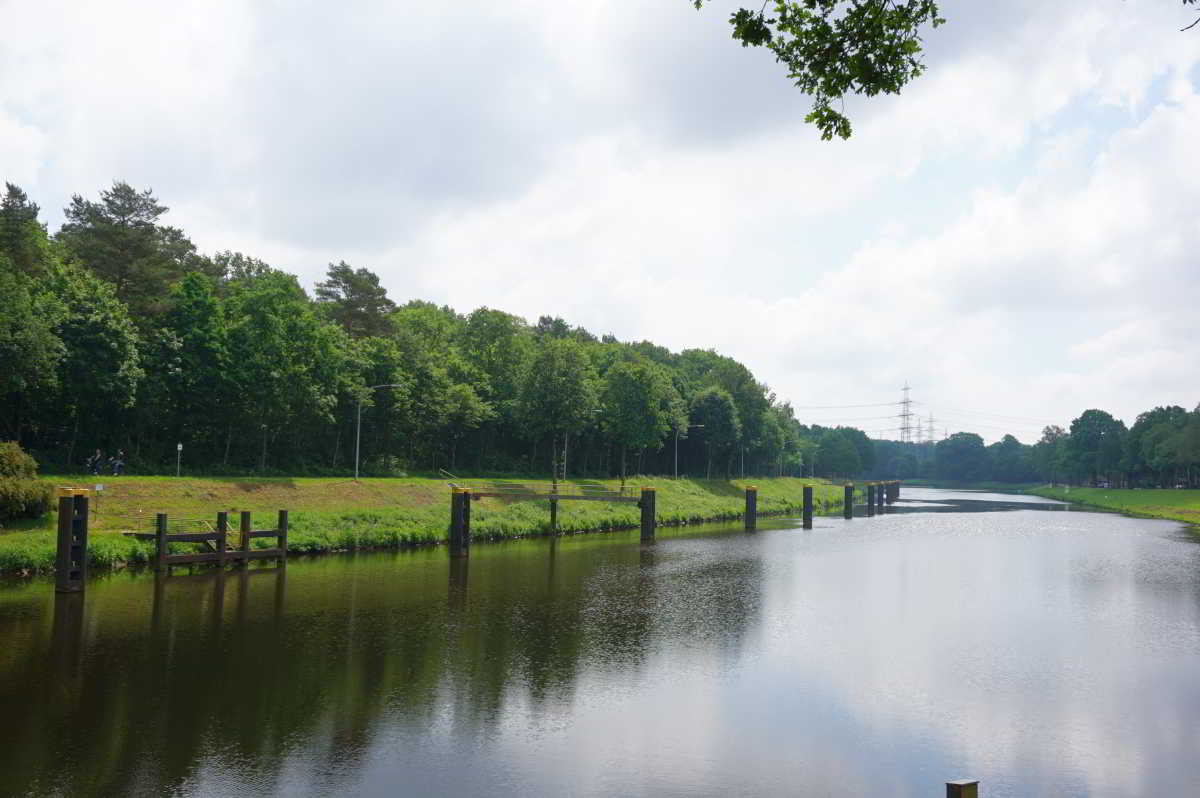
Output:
[{"xmin": 355, "ymin": 383, "xmax": 404, "ymax": 482}]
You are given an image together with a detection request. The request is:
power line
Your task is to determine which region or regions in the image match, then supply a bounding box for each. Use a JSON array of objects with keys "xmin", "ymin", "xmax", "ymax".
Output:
[{"xmin": 792, "ymin": 401, "xmax": 903, "ymax": 409}]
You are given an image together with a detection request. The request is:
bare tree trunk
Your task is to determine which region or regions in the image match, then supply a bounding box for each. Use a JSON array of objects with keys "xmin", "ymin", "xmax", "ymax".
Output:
[
  {"xmin": 223, "ymin": 424, "xmax": 232, "ymax": 468},
  {"xmin": 67, "ymin": 410, "xmax": 80, "ymax": 471}
]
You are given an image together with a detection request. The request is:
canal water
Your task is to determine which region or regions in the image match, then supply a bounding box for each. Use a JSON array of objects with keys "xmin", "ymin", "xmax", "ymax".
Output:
[{"xmin": 3, "ymin": 488, "xmax": 1200, "ymax": 797}]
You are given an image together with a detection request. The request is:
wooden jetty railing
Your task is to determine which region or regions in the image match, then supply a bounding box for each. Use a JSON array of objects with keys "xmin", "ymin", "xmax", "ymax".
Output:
[{"xmin": 128, "ymin": 510, "xmax": 288, "ymax": 570}]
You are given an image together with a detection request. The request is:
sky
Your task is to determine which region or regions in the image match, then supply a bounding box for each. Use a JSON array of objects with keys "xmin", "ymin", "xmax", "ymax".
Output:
[{"xmin": 3, "ymin": 0, "xmax": 1198, "ymax": 443}]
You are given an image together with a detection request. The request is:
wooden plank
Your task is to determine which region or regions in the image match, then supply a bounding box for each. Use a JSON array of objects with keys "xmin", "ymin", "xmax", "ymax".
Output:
[
  {"xmin": 245, "ymin": 529, "xmax": 282, "ymax": 539},
  {"xmin": 165, "ymin": 532, "xmax": 222, "ymax": 543},
  {"xmin": 239, "ymin": 548, "xmax": 284, "ymax": 560},
  {"xmin": 163, "ymin": 552, "xmax": 224, "ymax": 565}
]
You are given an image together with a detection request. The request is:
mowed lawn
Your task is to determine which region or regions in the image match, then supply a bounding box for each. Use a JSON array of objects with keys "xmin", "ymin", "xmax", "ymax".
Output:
[
  {"xmin": 1032, "ymin": 486, "xmax": 1200, "ymax": 525},
  {"xmin": 1, "ymin": 475, "xmax": 850, "ymax": 574}
]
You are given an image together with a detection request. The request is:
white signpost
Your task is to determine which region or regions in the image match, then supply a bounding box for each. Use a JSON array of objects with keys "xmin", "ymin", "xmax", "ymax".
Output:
[{"xmin": 176, "ymin": 443, "xmax": 182, "ymax": 477}]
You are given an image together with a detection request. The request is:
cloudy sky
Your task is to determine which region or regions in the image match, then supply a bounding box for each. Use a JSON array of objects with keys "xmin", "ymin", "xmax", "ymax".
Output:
[{"xmin": 3, "ymin": 0, "xmax": 1198, "ymax": 442}]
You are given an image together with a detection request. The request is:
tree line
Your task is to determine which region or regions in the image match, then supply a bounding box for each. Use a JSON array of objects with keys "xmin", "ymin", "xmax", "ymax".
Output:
[
  {"xmin": 870, "ymin": 406, "xmax": 1200, "ymax": 488},
  {"xmin": 1, "ymin": 181, "xmax": 881, "ymax": 480}
]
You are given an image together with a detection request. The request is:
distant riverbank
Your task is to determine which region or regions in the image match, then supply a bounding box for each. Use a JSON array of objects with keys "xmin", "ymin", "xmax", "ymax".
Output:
[
  {"xmin": 901, "ymin": 479, "xmax": 1040, "ymax": 493},
  {"xmin": 1029, "ymin": 485, "xmax": 1200, "ymax": 525},
  {"xmin": 0, "ymin": 475, "xmax": 850, "ymax": 576}
]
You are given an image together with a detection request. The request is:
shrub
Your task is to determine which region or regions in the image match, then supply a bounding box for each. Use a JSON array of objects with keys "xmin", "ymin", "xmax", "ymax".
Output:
[
  {"xmin": 0, "ymin": 441, "xmax": 52, "ymax": 524},
  {"xmin": 0, "ymin": 441, "xmax": 38, "ymax": 479}
]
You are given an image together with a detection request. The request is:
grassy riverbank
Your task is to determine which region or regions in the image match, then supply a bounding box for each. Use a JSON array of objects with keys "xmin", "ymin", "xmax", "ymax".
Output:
[
  {"xmin": 0, "ymin": 475, "xmax": 849, "ymax": 575},
  {"xmin": 1029, "ymin": 486, "xmax": 1200, "ymax": 525}
]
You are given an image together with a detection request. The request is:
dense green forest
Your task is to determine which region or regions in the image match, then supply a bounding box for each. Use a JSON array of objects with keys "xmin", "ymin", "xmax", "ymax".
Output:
[
  {"xmin": 0, "ymin": 181, "xmax": 879, "ymax": 480},
  {"xmin": 3, "ymin": 180, "xmax": 1196, "ymax": 486}
]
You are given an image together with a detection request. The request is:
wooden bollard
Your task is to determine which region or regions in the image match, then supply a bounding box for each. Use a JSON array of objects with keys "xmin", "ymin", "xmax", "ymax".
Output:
[
  {"xmin": 549, "ymin": 498, "xmax": 558, "ymax": 534},
  {"xmin": 216, "ymin": 511, "xmax": 228, "ymax": 567},
  {"xmin": 449, "ymin": 489, "xmax": 470, "ymax": 557},
  {"xmin": 843, "ymin": 484, "xmax": 854, "ymax": 519},
  {"xmin": 802, "ymin": 486, "xmax": 813, "ymax": 529},
  {"xmin": 239, "ymin": 510, "xmax": 252, "ymax": 562},
  {"xmin": 55, "ymin": 494, "xmax": 89, "ymax": 592},
  {"xmin": 277, "ymin": 509, "xmax": 289, "ymax": 559},
  {"xmin": 744, "ymin": 486, "xmax": 757, "ymax": 531},
  {"xmin": 639, "ymin": 487, "xmax": 656, "ymax": 542},
  {"xmin": 866, "ymin": 484, "xmax": 875, "ymax": 516},
  {"xmin": 946, "ymin": 780, "xmax": 979, "ymax": 798},
  {"xmin": 876, "ymin": 483, "xmax": 885, "ymax": 511},
  {"xmin": 155, "ymin": 512, "xmax": 169, "ymax": 572}
]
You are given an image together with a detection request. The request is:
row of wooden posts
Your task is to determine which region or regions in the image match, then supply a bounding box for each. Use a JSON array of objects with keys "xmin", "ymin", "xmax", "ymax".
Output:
[
  {"xmin": 448, "ymin": 480, "xmax": 903, "ymax": 557},
  {"xmin": 54, "ymin": 491, "xmax": 287, "ymax": 594}
]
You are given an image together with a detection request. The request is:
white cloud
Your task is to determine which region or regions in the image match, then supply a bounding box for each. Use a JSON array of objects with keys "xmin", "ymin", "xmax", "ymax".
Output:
[{"xmin": 2, "ymin": 0, "xmax": 1198, "ymax": 439}]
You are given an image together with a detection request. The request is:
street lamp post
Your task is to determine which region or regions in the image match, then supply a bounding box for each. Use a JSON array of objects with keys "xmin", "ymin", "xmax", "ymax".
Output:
[
  {"xmin": 355, "ymin": 383, "xmax": 405, "ymax": 482},
  {"xmin": 674, "ymin": 424, "xmax": 704, "ymax": 479}
]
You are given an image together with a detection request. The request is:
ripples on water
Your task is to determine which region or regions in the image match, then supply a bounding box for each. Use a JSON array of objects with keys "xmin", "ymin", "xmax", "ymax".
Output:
[{"xmin": 2, "ymin": 488, "xmax": 1199, "ymax": 797}]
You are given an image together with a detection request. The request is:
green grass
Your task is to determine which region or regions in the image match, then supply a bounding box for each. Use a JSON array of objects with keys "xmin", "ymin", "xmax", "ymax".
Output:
[
  {"xmin": 0, "ymin": 475, "xmax": 853, "ymax": 575},
  {"xmin": 1029, "ymin": 486, "xmax": 1200, "ymax": 525}
]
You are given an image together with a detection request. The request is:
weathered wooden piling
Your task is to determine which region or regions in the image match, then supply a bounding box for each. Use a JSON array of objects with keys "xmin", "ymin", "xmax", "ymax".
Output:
[
  {"xmin": 216, "ymin": 511, "xmax": 228, "ymax": 567},
  {"xmin": 843, "ymin": 484, "xmax": 854, "ymax": 519},
  {"xmin": 744, "ymin": 486, "xmax": 757, "ymax": 531},
  {"xmin": 876, "ymin": 482, "xmax": 885, "ymax": 511},
  {"xmin": 802, "ymin": 486, "xmax": 813, "ymax": 529},
  {"xmin": 55, "ymin": 493, "xmax": 89, "ymax": 593},
  {"xmin": 277, "ymin": 510, "xmax": 289, "ymax": 558},
  {"xmin": 549, "ymin": 498, "xmax": 558, "ymax": 533},
  {"xmin": 449, "ymin": 489, "xmax": 470, "ymax": 557},
  {"xmin": 946, "ymin": 780, "xmax": 979, "ymax": 798},
  {"xmin": 155, "ymin": 513, "xmax": 170, "ymax": 572},
  {"xmin": 239, "ymin": 510, "xmax": 252, "ymax": 561},
  {"xmin": 866, "ymin": 484, "xmax": 875, "ymax": 516},
  {"xmin": 639, "ymin": 487, "xmax": 656, "ymax": 541}
]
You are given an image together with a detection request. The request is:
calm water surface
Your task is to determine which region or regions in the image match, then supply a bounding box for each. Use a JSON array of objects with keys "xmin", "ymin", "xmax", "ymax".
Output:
[{"xmin": 3, "ymin": 488, "xmax": 1200, "ymax": 797}]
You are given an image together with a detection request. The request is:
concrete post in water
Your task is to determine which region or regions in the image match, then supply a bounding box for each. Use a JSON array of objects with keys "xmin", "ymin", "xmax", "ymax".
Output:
[
  {"xmin": 843, "ymin": 484, "xmax": 854, "ymax": 519},
  {"xmin": 449, "ymin": 489, "xmax": 470, "ymax": 557},
  {"xmin": 802, "ymin": 486, "xmax": 813, "ymax": 529},
  {"xmin": 640, "ymin": 487, "xmax": 656, "ymax": 542},
  {"xmin": 946, "ymin": 780, "xmax": 979, "ymax": 798},
  {"xmin": 216, "ymin": 511, "xmax": 228, "ymax": 567},
  {"xmin": 55, "ymin": 493, "xmax": 89, "ymax": 592},
  {"xmin": 744, "ymin": 486, "xmax": 758, "ymax": 531},
  {"xmin": 866, "ymin": 484, "xmax": 875, "ymax": 516},
  {"xmin": 155, "ymin": 512, "xmax": 169, "ymax": 572}
]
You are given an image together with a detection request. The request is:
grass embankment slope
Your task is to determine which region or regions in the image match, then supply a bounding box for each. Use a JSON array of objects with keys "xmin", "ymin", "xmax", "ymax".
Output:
[
  {"xmin": 1030, "ymin": 486, "xmax": 1200, "ymax": 525},
  {"xmin": 0, "ymin": 475, "xmax": 847, "ymax": 575}
]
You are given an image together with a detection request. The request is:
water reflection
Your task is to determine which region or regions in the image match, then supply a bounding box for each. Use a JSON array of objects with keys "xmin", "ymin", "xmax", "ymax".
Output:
[{"xmin": 1, "ymin": 492, "xmax": 1199, "ymax": 797}]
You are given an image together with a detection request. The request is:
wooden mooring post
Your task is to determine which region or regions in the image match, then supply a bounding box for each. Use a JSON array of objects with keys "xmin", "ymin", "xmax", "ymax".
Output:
[
  {"xmin": 55, "ymin": 493, "xmax": 89, "ymax": 593},
  {"xmin": 449, "ymin": 488, "xmax": 470, "ymax": 557},
  {"xmin": 876, "ymin": 482, "xmax": 885, "ymax": 511},
  {"xmin": 744, "ymin": 486, "xmax": 757, "ymax": 531},
  {"xmin": 946, "ymin": 780, "xmax": 979, "ymax": 798},
  {"xmin": 843, "ymin": 484, "xmax": 854, "ymax": 519},
  {"xmin": 640, "ymin": 487, "xmax": 656, "ymax": 542},
  {"xmin": 802, "ymin": 486, "xmax": 813, "ymax": 529},
  {"xmin": 866, "ymin": 484, "xmax": 875, "ymax": 516}
]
